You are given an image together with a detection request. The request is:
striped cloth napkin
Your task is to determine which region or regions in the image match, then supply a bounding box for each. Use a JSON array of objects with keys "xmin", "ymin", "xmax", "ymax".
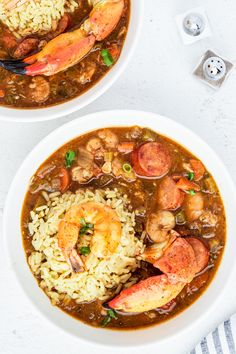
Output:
[{"xmin": 191, "ymin": 315, "xmax": 236, "ymax": 354}]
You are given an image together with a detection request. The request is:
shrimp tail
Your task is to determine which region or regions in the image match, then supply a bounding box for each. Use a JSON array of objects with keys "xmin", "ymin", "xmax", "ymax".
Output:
[{"xmin": 69, "ymin": 249, "xmax": 85, "ymax": 273}]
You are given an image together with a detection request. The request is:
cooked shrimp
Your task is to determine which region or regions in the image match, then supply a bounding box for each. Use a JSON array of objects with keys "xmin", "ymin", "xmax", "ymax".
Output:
[
  {"xmin": 184, "ymin": 192, "xmax": 204, "ymax": 222},
  {"xmin": 146, "ymin": 211, "xmax": 175, "ymax": 243},
  {"xmin": 71, "ymin": 166, "xmax": 94, "ymax": 184},
  {"xmin": 98, "ymin": 129, "xmax": 119, "ymax": 149},
  {"xmin": 141, "ymin": 230, "xmax": 178, "ymax": 264},
  {"xmin": 28, "ymin": 76, "xmax": 50, "ymax": 103},
  {"xmin": 58, "ymin": 202, "xmax": 122, "ymax": 272},
  {"xmin": 71, "ymin": 147, "xmax": 101, "ymax": 183},
  {"xmin": 199, "ymin": 211, "xmax": 218, "ymax": 227},
  {"xmin": 86, "ymin": 137, "xmax": 104, "ymax": 156},
  {"xmin": 75, "ymin": 62, "xmax": 96, "ymax": 85}
]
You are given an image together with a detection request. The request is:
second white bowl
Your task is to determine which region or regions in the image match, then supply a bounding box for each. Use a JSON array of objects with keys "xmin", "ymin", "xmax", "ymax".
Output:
[{"xmin": 3, "ymin": 110, "xmax": 236, "ymax": 346}]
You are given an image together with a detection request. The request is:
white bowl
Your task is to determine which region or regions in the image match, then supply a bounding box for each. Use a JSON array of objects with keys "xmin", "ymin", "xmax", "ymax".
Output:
[
  {"xmin": 0, "ymin": 1, "xmax": 143, "ymax": 123},
  {"xmin": 3, "ymin": 110, "xmax": 236, "ymax": 346}
]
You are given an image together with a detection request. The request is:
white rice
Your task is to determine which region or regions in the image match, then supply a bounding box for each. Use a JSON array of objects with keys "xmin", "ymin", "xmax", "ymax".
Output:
[
  {"xmin": 0, "ymin": 0, "xmax": 79, "ymax": 38},
  {"xmin": 27, "ymin": 188, "xmax": 145, "ymax": 305}
]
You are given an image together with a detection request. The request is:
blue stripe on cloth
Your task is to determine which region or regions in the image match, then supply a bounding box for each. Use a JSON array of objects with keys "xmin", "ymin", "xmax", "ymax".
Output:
[
  {"xmin": 212, "ymin": 327, "xmax": 223, "ymax": 354},
  {"xmin": 200, "ymin": 337, "xmax": 210, "ymax": 354},
  {"xmin": 224, "ymin": 319, "xmax": 236, "ymax": 354}
]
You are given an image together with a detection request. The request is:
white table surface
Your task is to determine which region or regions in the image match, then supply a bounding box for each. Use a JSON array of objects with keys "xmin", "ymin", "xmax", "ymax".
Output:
[{"xmin": 1, "ymin": 0, "xmax": 236, "ymax": 353}]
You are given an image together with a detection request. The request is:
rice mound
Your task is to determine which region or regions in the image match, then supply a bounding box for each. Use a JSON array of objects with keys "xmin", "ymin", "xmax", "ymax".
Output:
[
  {"xmin": 0, "ymin": 0, "xmax": 78, "ymax": 38},
  {"xmin": 27, "ymin": 188, "xmax": 145, "ymax": 305}
]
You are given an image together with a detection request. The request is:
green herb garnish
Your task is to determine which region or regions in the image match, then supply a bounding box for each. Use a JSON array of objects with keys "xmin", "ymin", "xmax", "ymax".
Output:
[
  {"xmin": 188, "ymin": 172, "xmax": 195, "ymax": 181},
  {"xmin": 188, "ymin": 189, "xmax": 196, "ymax": 196},
  {"xmin": 65, "ymin": 150, "xmax": 76, "ymax": 168},
  {"xmin": 122, "ymin": 163, "xmax": 132, "ymax": 174},
  {"xmin": 101, "ymin": 309, "xmax": 118, "ymax": 327},
  {"xmin": 101, "ymin": 316, "xmax": 111, "ymax": 327},
  {"xmin": 101, "ymin": 49, "xmax": 114, "ymax": 67},
  {"xmin": 80, "ymin": 246, "xmax": 91, "ymax": 256},
  {"xmin": 107, "ymin": 309, "xmax": 118, "ymax": 319},
  {"xmin": 80, "ymin": 218, "xmax": 87, "ymax": 227},
  {"xmin": 79, "ymin": 218, "xmax": 94, "ymax": 235}
]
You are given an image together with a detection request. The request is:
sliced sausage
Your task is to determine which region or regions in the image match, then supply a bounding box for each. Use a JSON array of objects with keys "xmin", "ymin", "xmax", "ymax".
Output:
[
  {"xmin": 131, "ymin": 142, "xmax": 171, "ymax": 178},
  {"xmin": 156, "ymin": 176, "xmax": 185, "ymax": 210},
  {"xmin": 13, "ymin": 38, "xmax": 39, "ymax": 59},
  {"xmin": 98, "ymin": 129, "xmax": 119, "ymax": 149},
  {"xmin": 186, "ymin": 237, "xmax": 209, "ymax": 273},
  {"xmin": 154, "ymin": 237, "xmax": 197, "ymax": 283},
  {"xmin": 183, "ymin": 192, "xmax": 204, "ymax": 222}
]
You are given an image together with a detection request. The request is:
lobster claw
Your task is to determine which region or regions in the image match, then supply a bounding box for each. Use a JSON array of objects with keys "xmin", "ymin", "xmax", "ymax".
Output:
[
  {"xmin": 108, "ymin": 275, "xmax": 185, "ymax": 314},
  {"xmin": 84, "ymin": 0, "xmax": 125, "ymax": 41},
  {"xmin": 0, "ymin": 0, "xmax": 125, "ymax": 76},
  {"xmin": 108, "ymin": 238, "xmax": 198, "ymax": 313}
]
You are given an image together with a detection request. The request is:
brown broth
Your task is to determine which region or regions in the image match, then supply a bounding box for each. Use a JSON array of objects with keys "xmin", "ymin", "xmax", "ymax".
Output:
[
  {"xmin": 21, "ymin": 126, "xmax": 226, "ymax": 330},
  {"xmin": 0, "ymin": 0, "xmax": 130, "ymax": 108}
]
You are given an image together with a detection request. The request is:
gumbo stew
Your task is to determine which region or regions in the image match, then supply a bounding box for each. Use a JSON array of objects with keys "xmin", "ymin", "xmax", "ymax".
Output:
[
  {"xmin": 0, "ymin": 0, "xmax": 130, "ymax": 108},
  {"xmin": 21, "ymin": 126, "xmax": 226, "ymax": 329}
]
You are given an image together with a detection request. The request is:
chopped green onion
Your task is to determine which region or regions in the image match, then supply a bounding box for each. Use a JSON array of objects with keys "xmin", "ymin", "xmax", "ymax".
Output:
[
  {"xmin": 101, "ymin": 309, "xmax": 118, "ymax": 327},
  {"xmin": 101, "ymin": 315, "xmax": 111, "ymax": 327},
  {"xmin": 80, "ymin": 246, "xmax": 91, "ymax": 256},
  {"xmin": 101, "ymin": 49, "xmax": 114, "ymax": 67},
  {"xmin": 188, "ymin": 172, "xmax": 194, "ymax": 181},
  {"xmin": 188, "ymin": 189, "xmax": 196, "ymax": 196},
  {"xmin": 65, "ymin": 150, "xmax": 76, "ymax": 168},
  {"xmin": 107, "ymin": 309, "xmax": 118, "ymax": 319},
  {"xmin": 80, "ymin": 218, "xmax": 87, "ymax": 227},
  {"xmin": 79, "ymin": 218, "xmax": 94, "ymax": 235},
  {"xmin": 122, "ymin": 163, "xmax": 132, "ymax": 174}
]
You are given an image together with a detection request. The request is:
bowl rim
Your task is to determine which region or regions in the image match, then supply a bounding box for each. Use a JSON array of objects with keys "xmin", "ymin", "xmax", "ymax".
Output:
[
  {"xmin": 3, "ymin": 109, "xmax": 236, "ymax": 347},
  {"xmin": 0, "ymin": 0, "xmax": 144, "ymax": 123}
]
